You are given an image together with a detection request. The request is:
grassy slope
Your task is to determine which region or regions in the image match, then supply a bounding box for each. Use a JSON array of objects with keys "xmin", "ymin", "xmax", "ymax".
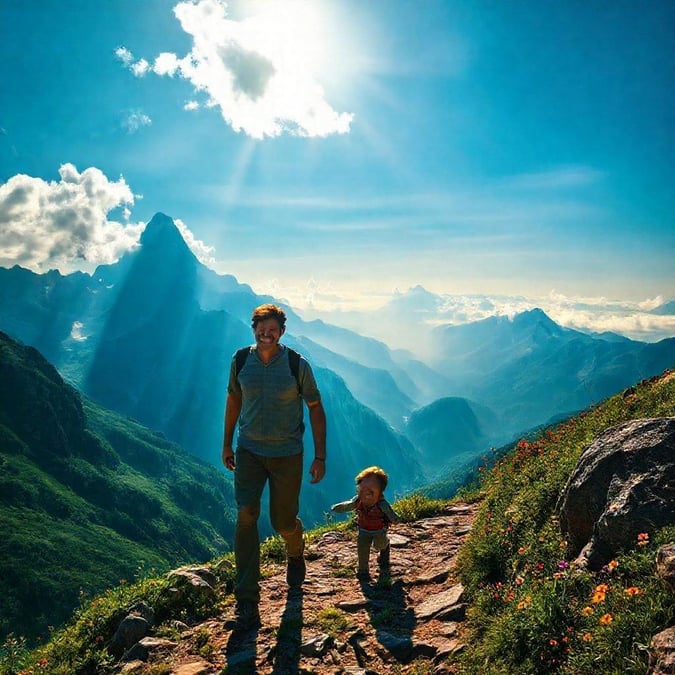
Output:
[
  {"xmin": 4, "ymin": 371, "xmax": 673, "ymax": 675},
  {"xmin": 0, "ymin": 332, "xmax": 236, "ymax": 643},
  {"xmin": 453, "ymin": 370, "xmax": 675, "ymax": 674}
]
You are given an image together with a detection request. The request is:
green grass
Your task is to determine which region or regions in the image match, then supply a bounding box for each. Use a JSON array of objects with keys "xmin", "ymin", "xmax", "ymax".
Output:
[
  {"xmin": 452, "ymin": 371, "xmax": 675, "ymax": 674},
  {"xmin": 317, "ymin": 607, "xmax": 352, "ymax": 635}
]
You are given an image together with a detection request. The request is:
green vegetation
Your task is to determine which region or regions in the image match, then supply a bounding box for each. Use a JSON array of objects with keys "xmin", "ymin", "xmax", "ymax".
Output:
[
  {"xmin": 452, "ymin": 371, "xmax": 675, "ymax": 674},
  {"xmin": 317, "ymin": 607, "xmax": 352, "ymax": 635},
  {"xmin": 0, "ymin": 557, "xmax": 237, "ymax": 675},
  {"xmin": 0, "ymin": 332, "xmax": 237, "ymax": 643}
]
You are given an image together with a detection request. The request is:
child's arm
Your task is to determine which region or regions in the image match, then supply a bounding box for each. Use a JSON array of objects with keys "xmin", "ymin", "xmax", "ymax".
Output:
[
  {"xmin": 379, "ymin": 499, "xmax": 401, "ymax": 525},
  {"xmin": 331, "ymin": 495, "xmax": 358, "ymax": 513}
]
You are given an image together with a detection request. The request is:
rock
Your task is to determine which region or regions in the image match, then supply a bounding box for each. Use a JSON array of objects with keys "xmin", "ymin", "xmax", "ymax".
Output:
[
  {"xmin": 163, "ymin": 567, "xmax": 216, "ymax": 611},
  {"xmin": 656, "ymin": 544, "xmax": 675, "ymax": 591},
  {"xmin": 170, "ymin": 565, "xmax": 217, "ymax": 589},
  {"xmin": 127, "ymin": 601, "xmax": 154, "ymax": 625},
  {"xmin": 172, "ymin": 660, "xmax": 214, "ymax": 675},
  {"xmin": 336, "ymin": 598, "xmax": 369, "ymax": 612},
  {"xmin": 415, "ymin": 584, "xmax": 465, "ymax": 620},
  {"xmin": 119, "ymin": 661, "xmax": 145, "ymax": 674},
  {"xmin": 435, "ymin": 603, "xmax": 467, "ymax": 622},
  {"xmin": 558, "ymin": 418, "xmax": 675, "ymax": 569},
  {"xmin": 454, "ymin": 526, "xmax": 473, "ymax": 536},
  {"xmin": 411, "ymin": 566, "xmax": 451, "ymax": 585},
  {"xmin": 376, "ymin": 631, "xmax": 414, "ymax": 662},
  {"xmin": 121, "ymin": 637, "xmax": 177, "ymax": 662},
  {"xmin": 650, "ymin": 626, "xmax": 675, "ymax": 674},
  {"xmin": 109, "ymin": 615, "xmax": 150, "ymax": 658},
  {"xmin": 300, "ymin": 633, "xmax": 333, "ymax": 657},
  {"xmin": 389, "ymin": 533, "xmax": 411, "ymax": 547}
]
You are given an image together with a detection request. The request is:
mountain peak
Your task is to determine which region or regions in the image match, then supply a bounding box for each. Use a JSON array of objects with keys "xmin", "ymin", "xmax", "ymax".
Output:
[
  {"xmin": 136, "ymin": 212, "xmax": 200, "ymax": 270},
  {"xmin": 140, "ymin": 212, "xmax": 187, "ymax": 247}
]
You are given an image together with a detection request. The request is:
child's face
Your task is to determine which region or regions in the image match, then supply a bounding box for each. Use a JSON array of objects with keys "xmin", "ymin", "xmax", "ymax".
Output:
[{"xmin": 357, "ymin": 475, "xmax": 383, "ymax": 507}]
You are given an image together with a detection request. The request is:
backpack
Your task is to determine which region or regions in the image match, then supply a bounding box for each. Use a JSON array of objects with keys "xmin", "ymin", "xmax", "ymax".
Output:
[{"xmin": 234, "ymin": 346, "xmax": 301, "ymax": 388}]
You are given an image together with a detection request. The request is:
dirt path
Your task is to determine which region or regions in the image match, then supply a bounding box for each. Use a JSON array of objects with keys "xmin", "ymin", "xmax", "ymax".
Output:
[{"xmin": 120, "ymin": 502, "xmax": 478, "ymax": 675}]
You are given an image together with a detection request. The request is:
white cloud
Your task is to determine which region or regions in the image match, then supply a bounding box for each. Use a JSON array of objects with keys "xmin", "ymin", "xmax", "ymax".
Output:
[
  {"xmin": 184, "ymin": 100, "xmax": 200, "ymax": 111},
  {"xmin": 174, "ymin": 218, "xmax": 216, "ymax": 265},
  {"xmin": 121, "ymin": 110, "xmax": 152, "ymax": 133},
  {"xmin": 114, "ymin": 46, "xmax": 134, "ymax": 66},
  {"xmin": 117, "ymin": 0, "xmax": 354, "ymax": 138},
  {"xmin": 0, "ymin": 164, "xmax": 144, "ymax": 273},
  {"xmin": 131, "ymin": 58, "xmax": 151, "ymax": 77}
]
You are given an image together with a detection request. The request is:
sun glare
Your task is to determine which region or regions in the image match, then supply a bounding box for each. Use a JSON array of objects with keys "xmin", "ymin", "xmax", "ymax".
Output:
[{"xmin": 234, "ymin": 0, "xmax": 351, "ymax": 91}]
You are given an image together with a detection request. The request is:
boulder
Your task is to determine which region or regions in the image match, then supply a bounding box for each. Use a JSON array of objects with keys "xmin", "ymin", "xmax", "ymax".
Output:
[
  {"xmin": 656, "ymin": 544, "xmax": 675, "ymax": 592},
  {"xmin": 649, "ymin": 626, "xmax": 675, "ymax": 674},
  {"xmin": 557, "ymin": 418, "xmax": 675, "ymax": 569},
  {"xmin": 108, "ymin": 615, "xmax": 150, "ymax": 658}
]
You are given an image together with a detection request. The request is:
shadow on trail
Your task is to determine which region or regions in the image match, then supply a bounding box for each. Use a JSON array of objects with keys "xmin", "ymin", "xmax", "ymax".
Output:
[
  {"xmin": 224, "ymin": 624, "xmax": 259, "ymax": 674},
  {"xmin": 271, "ymin": 587, "xmax": 304, "ymax": 674},
  {"xmin": 359, "ymin": 573, "xmax": 416, "ymax": 664}
]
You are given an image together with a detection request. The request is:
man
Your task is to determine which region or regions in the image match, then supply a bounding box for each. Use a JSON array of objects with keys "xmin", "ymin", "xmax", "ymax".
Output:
[{"xmin": 222, "ymin": 303, "xmax": 327, "ymax": 629}]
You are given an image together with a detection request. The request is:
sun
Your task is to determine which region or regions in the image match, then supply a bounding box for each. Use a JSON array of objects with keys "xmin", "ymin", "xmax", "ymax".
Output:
[{"xmin": 232, "ymin": 0, "xmax": 354, "ymax": 92}]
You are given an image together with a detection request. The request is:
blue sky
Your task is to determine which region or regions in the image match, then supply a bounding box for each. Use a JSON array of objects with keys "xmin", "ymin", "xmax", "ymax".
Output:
[{"xmin": 1, "ymin": 0, "xmax": 673, "ymax": 341}]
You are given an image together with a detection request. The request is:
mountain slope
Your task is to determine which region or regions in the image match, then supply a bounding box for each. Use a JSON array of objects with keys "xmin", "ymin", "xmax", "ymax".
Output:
[
  {"xmin": 405, "ymin": 396, "xmax": 500, "ymax": 480},
  {"xmin": 430, "ymin": 309, "xmax": 675, "ymax": 434},
  {"xmin": 0, "ymin": 331, "xmax": 236, "ymax": 642}
]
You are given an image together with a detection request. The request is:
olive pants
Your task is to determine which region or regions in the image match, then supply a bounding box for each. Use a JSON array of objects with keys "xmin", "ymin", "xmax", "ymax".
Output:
[
  {"xmin": 234, "ymin": 449, "xmax": 304, "ymax": 603},
  {"xmin": 357, "ymin": 529, "xmax": 390, "ymax": 572}
]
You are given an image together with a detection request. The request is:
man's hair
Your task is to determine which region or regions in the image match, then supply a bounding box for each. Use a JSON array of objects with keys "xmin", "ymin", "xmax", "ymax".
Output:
[
  {"xmin": 251, "ymin": 303, "xmax": 287, "ymax": 330},
  {"xmin": 355, "ymin": 465, "xmax": 389, "ymax": 491}
]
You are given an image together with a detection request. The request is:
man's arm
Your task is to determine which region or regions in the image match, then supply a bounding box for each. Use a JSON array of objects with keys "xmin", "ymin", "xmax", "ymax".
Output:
[
  {"xmin": 222, "ymin": 391, "xmax": 242, "ymax": 471},
  {"xmin": 307, "ymin": 398, "xmax": 326, "ymax": 484}
]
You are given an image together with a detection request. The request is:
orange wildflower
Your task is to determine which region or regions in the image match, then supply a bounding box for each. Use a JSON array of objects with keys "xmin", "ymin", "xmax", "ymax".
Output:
[
  {"xmin": 591, "ymin": 591, "xmax": 606, "ymax": 604},
  {"xmin": 581, "ymin": 606, "xmax": 594, "ymax": 616},
  {"xmin": 624, "ymin": 586, "xmax": 642, "ymax": 596},
  {"xmin": 599, "ymin": 613, "xmax": 613, "ymax": 625},
  {"xmin": 637, "ymin": 532, "xmax": 649, "ymax": 546},
  {"xmin": 595, "ymin": 584, "xmax": 609, "ymax": 593},
  {"xmin": 607, "ymin": 559, "xmax": 618, "ymax": 571},
  {"xmin": 581, "ymin": 632, "xmax": 593, "ymax": 642}
]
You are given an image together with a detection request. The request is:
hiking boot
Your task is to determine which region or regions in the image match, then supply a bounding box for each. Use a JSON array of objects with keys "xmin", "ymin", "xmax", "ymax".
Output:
[
  {"xmin": 286, "ymin": 553, "xmax": 306, "ymax": 587},
  {"xmin": 377, "ymin": 545, "xmax": 391, "ymax": 568},
  {"xmin": 224, "ymin": 601, "xmax": 261, "ymax": 631}
]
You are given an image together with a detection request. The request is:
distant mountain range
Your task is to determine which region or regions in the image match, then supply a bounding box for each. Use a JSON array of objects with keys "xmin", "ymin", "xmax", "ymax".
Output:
[
  {"xmin": 0, "ymin": 212, "xmax": 673, "ymax": 493},
  {"xmin": 428, "ymin": 309, "xmax": 675, "ymax": 436},
  {"xmin": 0, "ymin": 213, "xmax": 423, "ymax": 515},
  {"xmin": 0, "ymin": 330, "xmax": 235, "ymax": 641}
]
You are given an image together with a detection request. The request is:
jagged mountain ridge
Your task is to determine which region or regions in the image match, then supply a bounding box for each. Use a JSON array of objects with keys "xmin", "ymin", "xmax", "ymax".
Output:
[
  {"xmin": 0, "ymin": 214, "xmax": 425, "ymax": 517},
  {"xmin": 0, "ymin": 212, "xmax": 673, "ymax": 494},
  {"xmin": 429, "ymin": 308, "xmax": 675, "ymax": 436}
]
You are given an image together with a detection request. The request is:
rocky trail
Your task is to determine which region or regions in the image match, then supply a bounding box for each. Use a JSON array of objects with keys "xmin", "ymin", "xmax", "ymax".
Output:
[{"xmin": 117, "ymin": 502, "xmax": 478, "ymax": 675}]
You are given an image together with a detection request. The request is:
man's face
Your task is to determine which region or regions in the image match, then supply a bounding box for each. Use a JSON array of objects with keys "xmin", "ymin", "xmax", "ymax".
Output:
[
  {"xmin": 357, "ymin": 475, "xmax": 383, "ymax": 507},
  {"xmin": 253, "ymin": 318, "xmax": 284, "ymax": 351}
]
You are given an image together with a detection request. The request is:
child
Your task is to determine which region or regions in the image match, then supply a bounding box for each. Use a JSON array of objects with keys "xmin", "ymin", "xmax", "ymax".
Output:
[{"xmin": 331, "ymin": 466, "xmax": 400, "ymax": 580}]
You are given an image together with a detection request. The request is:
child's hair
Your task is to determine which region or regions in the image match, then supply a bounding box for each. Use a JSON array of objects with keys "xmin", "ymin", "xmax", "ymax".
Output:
[{"xmin": 355, "ymin": 466, "xmax": 389, "ymax": 491}]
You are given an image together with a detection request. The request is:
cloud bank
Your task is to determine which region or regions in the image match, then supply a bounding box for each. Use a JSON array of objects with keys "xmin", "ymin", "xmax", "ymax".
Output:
[
  {"xmin": 115, "ymin": 0, "xmax": 353, "ymax": 139},
  {"xmin": 263, "ymin": 279, "xmax": 675, "ymax": 348},
  {"xmin": 0, "ymin": 164, "xmax": 143, "ymax": 273},
  {"xmin": 0, "ymin": 165, "xmax": 214, "ymax": 274}
]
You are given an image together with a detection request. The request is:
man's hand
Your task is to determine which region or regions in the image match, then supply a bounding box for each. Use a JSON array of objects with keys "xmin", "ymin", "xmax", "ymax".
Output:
[
  {"xmin": 309, "ymin": 458, "xmax": 325, "ymax": 484},
  {"xmin": 222, "ymin": 445, "xmax": 235, "ymax": 471}
]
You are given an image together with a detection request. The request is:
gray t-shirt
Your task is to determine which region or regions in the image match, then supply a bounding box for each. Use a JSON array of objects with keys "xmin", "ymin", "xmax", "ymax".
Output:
[{"xmin": 228, "ymin": 345, "xmax": 321, "ymax": 457}]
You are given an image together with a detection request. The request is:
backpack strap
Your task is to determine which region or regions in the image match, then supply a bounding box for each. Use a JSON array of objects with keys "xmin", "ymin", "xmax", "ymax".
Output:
[
  {"xmin": 234, "ymin": 347, "xmax": 250, "ymax": 378},
  {"xmin": 234, "ymin": 346, "xmax": 301, "ymax": 388},
  {"xmin": 287, "ymin": 347, "xmax": 301, "ymax": 386}
]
